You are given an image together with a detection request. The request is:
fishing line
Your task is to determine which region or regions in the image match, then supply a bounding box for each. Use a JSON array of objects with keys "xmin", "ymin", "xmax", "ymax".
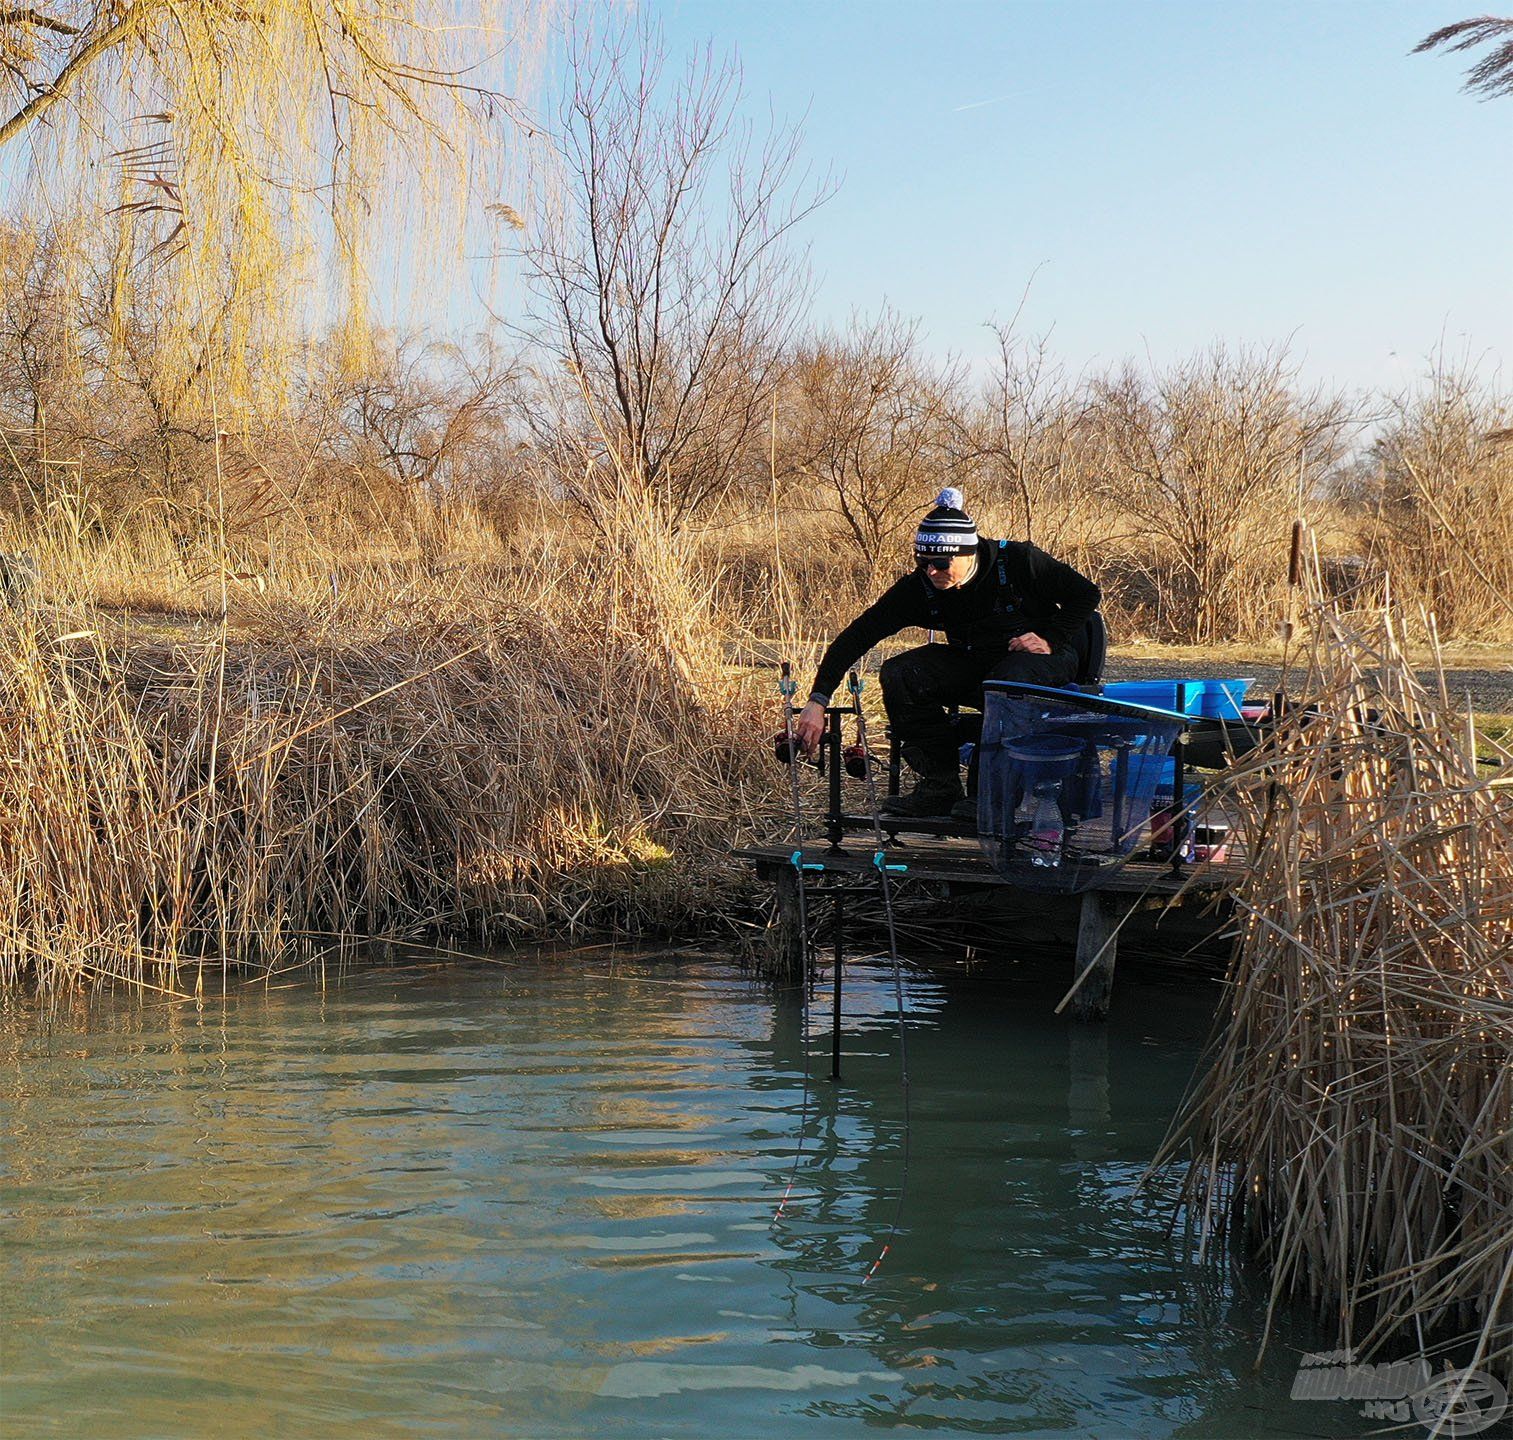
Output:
[
  {"xmin": 845, "ymin": 670, "xmax": 912, "ymax": 1284},
  {"xmin": 773, "ymin": 661, "xmax": 820, "ymax": 1223}
]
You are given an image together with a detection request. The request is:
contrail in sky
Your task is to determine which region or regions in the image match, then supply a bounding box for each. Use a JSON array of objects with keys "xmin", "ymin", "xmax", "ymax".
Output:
[{"xmin": 952, "ymin": 93, "xmax": 1021, "ymax": 112}]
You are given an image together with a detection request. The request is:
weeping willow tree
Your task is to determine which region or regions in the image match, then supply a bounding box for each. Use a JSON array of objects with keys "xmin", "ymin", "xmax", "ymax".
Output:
[{"xmin": 0, "ymin": 1, "xmax": 552, "ymax": 407}]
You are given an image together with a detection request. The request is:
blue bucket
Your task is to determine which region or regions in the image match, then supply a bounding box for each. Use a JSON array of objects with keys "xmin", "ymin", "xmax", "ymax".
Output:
[
  {"xmin": 1046, "ymin": 717, "xmax": 1149, "ymax": 823},
  {"xmin": 1196, "ymin": 677, "xmax": 1252, "ymax": 719}
]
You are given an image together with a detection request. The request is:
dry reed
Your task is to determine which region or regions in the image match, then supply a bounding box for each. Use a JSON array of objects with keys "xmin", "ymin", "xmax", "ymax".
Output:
[
  {"xmin": 0, "ymin": 511, "xmax": 778, "ymax": 990},
  {"xmin": 1155, "ymin": 597, "xmax": 1513, "ymax": 1377}
]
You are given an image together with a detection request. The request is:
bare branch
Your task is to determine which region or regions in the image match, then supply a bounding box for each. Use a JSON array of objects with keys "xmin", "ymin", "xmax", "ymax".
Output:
[
  {"xmin": 1414, "ymin": 15, "xmax": 1513, "ymax": 98},
  {"xmin": 0, "ymin": 7, "xmax": 81, "ymax": 34},
  {"xmin": 518, "ymin": 16, "xmax": 831, "ymax": 526}
]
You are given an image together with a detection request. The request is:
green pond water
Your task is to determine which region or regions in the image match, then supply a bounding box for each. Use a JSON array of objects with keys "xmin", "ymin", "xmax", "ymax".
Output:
[{"xmin": 2, "ymin": 952, "xmax": 1371, "ymax": 1438}]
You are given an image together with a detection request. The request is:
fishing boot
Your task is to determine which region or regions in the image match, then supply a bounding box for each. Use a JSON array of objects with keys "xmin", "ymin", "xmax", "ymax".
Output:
[
  {"xmin": 881, "ymin": 744, "xmax": 962, "ymax": 818},
  {"xmin": 950, "ymin": 748, "xmax": 981, "ymax": 827}
]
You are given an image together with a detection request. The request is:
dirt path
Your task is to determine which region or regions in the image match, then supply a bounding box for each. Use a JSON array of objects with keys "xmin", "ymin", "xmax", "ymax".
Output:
[
  {"xmin": 737, "ymin": 635, "xmax": 1511, "ymax": 715},
  {"xmin": 1105, "ymin": 654, "xmax": 1512, "ymax": 716}
]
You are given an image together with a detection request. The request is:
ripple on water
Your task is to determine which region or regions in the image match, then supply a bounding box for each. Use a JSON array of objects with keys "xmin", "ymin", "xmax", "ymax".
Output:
[{"xmin": 1, "ymin": 957, "xmax": 1363, "ymax": 1439}]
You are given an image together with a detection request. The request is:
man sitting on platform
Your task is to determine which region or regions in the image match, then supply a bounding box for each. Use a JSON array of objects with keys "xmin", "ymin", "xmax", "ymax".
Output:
[{"xmin": 793, "ymin": 488, "xmax": 1101, "ymax": 819}]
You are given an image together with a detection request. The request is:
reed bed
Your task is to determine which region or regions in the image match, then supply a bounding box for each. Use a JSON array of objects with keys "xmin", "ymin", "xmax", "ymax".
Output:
[
  {"xmin": 0, "ymin": 527, "xmax": 777, "ymax": 990},
  {"xmin": 1156, "ymin": 602, "xmax": 1513, "ymax": 1378}
]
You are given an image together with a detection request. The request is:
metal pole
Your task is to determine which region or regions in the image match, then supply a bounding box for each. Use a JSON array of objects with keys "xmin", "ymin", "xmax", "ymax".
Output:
[
  {"xmin": 830, "ymin": 888, "xmax": 844, "ymax": 1080},
  {"xmin": 1169, "ymin": 682, "xmax": 1189, "ymax": 876},
  {"xmin": 826, "ymin": 706, "xmax": 845, "ymax": 850}
]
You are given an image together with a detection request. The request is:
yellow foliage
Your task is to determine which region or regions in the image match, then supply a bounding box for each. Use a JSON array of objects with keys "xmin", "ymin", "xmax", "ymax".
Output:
[{"xmin": 0, "ymin": 1, "xmax": 553, "ymax": 396}]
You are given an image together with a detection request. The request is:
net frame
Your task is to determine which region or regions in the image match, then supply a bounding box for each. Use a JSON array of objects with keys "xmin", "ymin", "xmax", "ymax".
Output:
[{"xmin": 977, "ymin": 681, "xmax": 1188, "ymax": 893}]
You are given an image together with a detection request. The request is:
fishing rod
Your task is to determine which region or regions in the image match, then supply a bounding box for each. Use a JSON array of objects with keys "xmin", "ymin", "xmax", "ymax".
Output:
[
  {"xmin": 773, "ymin": 660, "xmax": 822, "ymax": 1223},
  {"xmin": 845, "ymin": 669, "xmax": 912, "ymax": 1284}
]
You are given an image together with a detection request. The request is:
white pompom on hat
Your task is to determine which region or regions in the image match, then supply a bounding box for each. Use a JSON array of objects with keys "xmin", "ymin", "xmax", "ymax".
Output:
[{"xmin": 915, "ymin": 487, "xmax": 979, "ymax": 556}]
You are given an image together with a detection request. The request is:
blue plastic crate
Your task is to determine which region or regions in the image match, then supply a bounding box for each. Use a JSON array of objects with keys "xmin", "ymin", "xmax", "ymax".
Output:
[
  {"xmin": 1101, "ymin": 679, "xmax": 1200, "ymax": 715},
  {"xmin": 1102, "ymin": 677, "xmax": 1254, "ymax": 719}
]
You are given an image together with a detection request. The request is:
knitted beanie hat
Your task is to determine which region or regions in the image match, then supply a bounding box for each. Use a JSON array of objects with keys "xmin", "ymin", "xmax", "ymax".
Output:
[{"xmin": 914, "ymin": 488, "xmax": 978, "ymax": 556}]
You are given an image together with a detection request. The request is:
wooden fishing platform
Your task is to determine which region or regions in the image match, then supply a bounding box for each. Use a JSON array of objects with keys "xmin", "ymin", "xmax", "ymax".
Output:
[
  {"xmin": 741, "ymin": 676, "xmax": 1253, "ymax": 1031},
  {"xmin": 737, "ymin": 830, "xmax": 1242, "ymax": 1023}
]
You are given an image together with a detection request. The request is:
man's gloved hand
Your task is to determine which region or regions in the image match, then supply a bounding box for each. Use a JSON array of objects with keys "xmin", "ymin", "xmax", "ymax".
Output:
[
  {"xmin": 794, "ymin": 700, "xmax": 827, "ymax": 758},
  {"xmin": 1007, "ymin": 632, "xmax": 1051, "ymax": 656}
]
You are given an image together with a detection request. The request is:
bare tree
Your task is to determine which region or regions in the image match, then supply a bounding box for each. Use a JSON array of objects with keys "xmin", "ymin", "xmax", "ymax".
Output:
[
  {"xmin": 1415, "ymin": 16, "xmax": 1513, "ymax": 97},
  {"xmin": 0, "ymin": 218, "xmax": 160, "ymax": 516},
  {"xmin": 517, "ymin": 19, "xmax": 830, "ymax": 526},
  {"xmin": 784, "ymin": 309, "xmax": 967, "ymax": 572},
  {"xmin": 0, "ymin": 220, "xmax": 71, "ymax": 444},
  {"xmin": 1092, "ymin": 345, "xmax": 1355, "ymax": 643},
  {"xmin": 968, "ymin": 322, "xmax": 1113, "ymax": 557}
]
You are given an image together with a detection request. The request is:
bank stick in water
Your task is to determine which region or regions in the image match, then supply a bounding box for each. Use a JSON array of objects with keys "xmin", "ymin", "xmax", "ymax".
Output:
[
  {"xmin": 773, "ymin": 662, "xmax": 820, "ymax": 1223},
  {"xmin": 846, "ymin": 670, "xmax": 912, "ymax": 1284}
]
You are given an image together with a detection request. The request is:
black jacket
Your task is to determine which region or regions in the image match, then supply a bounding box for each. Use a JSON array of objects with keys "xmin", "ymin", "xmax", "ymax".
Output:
[{"xmin": 809, "ymin": 538, "xmax": 1100, "ymax": 702}]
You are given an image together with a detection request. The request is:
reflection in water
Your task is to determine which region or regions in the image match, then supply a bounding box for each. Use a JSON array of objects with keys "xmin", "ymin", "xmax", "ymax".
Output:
[{"xmin": 2, "ymin": 956, "xmax": 1360, "ymax": 1438}]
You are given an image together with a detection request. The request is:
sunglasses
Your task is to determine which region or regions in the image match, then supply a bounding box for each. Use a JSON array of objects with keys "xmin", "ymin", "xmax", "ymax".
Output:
[{"xmin": 916, "ymin": 554, "xmax": 956, "ymax": 572}]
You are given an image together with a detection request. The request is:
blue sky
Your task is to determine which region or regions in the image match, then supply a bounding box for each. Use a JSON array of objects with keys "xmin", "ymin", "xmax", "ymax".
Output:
[{"xmin": 641, "ymin": 0, "xmax": 1510, "ymax": 394}]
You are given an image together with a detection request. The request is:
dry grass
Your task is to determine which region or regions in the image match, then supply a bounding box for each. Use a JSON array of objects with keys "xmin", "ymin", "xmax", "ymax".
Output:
[
  {"xmin": 1, "ymin": 461, "xmax": 1506, "ymax": 1001},
  {"xmin": 1155, "ymin": 597, "xmax": 1513, "ymax": 1377},
  {"xmin": 0, "ymin": 502, "xmax": 779, "ymax": 990}
]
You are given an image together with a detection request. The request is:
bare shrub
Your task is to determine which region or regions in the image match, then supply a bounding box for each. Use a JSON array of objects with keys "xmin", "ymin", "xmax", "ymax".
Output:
[
  {"xmin": 1092, "ymin": 345, "xmax": 1356, "ymax": 643},
  {"xmin": 967, "ymin": 322, "xmax": 1118, "ymax": 563},
  {"xmin": 305, "ymin": 330, "xmax": 520, "ymax": 522},
  {"xmin": 1353, "ymin": 359, "xmax": 1513, "ymax": 640},
  {"xmin": 781, "ymin": 309, "xmax": 967, "ymax": 576}
]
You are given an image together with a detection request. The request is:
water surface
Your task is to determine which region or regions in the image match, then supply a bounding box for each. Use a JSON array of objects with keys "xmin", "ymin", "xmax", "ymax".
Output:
[{"xmin": 2, "ymin": 952, "xmax": 1362, "ymax": 1437}]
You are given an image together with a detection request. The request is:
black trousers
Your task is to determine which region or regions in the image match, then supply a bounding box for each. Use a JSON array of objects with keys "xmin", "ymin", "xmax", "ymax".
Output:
[{"xmin": 878, "ymin": 643, "xmax": 1078, "ymax": 763}]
